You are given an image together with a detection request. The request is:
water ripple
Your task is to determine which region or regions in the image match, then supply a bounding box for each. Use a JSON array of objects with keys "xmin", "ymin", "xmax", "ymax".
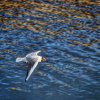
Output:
[{"xmin": 0, "ymin": 1, "xmax": 100, "ymax": 100}]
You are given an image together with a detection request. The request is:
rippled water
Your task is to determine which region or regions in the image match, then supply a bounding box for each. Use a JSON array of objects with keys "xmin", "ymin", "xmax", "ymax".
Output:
[{"xmin": 0, "ymin": 1, "xmax": 100, "ymax": 100}]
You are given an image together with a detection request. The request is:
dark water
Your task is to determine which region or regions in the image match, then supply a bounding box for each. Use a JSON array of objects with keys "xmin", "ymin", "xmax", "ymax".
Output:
[{"xmin": 0, "ymin": 1, "xmax": 100, "ymax": 100}]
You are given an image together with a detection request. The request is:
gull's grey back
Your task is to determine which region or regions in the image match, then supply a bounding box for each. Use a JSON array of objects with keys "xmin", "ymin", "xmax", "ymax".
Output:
[
  {"xmin": 26, "ymin": 51, "xmax": 41, "ymax": 58},
  {"xmin": 25, "ymin": 51, "xmax": 41, "ymax": 63}
]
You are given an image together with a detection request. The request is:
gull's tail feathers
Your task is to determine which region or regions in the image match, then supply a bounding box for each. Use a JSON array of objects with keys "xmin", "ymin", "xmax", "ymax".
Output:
[{"xmin": 16, "ymin": 57, "xmax": 27, "ymax": 63}]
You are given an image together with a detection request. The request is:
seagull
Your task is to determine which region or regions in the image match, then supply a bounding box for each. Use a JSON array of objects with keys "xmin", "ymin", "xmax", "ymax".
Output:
[{"xmin": 16, "ymin": 50, "xmax": 46, "ymax": 81}]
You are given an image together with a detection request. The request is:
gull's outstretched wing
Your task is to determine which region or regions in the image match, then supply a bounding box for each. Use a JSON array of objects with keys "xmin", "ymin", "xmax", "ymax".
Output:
[
  {"xmin": 25, "ymin": 59, "xmax": 39, "ymax": 81},
  {"xmin": 26, "ymin": 51, "xmax": 41, "ymax": 58},
  {"xmin": 34, "ymin": 50, "xmax": 41, "ymax": 55}
]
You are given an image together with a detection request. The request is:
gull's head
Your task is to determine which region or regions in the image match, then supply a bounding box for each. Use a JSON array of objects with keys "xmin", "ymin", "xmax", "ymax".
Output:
[{"xmin": 41, "ymin": 57, "xmax": 46, "ymax": 62}]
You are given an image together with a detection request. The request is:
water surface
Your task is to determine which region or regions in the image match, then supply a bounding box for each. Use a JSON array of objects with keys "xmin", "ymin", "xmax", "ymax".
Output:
[{"xmin": 0, "ymin": 0, "xmax": 100, "ymax": 100}]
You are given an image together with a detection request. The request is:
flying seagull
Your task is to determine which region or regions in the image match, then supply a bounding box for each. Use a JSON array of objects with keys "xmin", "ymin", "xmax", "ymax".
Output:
[{"xmin": 16, "ymin": 51, "xmax": 46, "ymax": 81}]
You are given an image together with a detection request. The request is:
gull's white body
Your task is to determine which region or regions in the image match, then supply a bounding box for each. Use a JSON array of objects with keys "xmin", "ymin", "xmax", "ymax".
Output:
[{"xmin": 16, "ymin": 51, "xmax": 42, "ymax": 81}]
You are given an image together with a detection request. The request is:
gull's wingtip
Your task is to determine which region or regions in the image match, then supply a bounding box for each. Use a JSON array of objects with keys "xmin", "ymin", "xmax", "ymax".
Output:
[
  {"xmin": 25, "ymin": 78, "xmax": 28, "ymax": 82},
  {"xmin": 38, "ymin": 50, "xmax": 41, "ymax": 52},
  {"xmin": 36, "ymin": 50, "xmax": 41, "ymax": 54},
  {"xmin": 25, "ymin": 74, "xmax": 29, "ymax": 82}
]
